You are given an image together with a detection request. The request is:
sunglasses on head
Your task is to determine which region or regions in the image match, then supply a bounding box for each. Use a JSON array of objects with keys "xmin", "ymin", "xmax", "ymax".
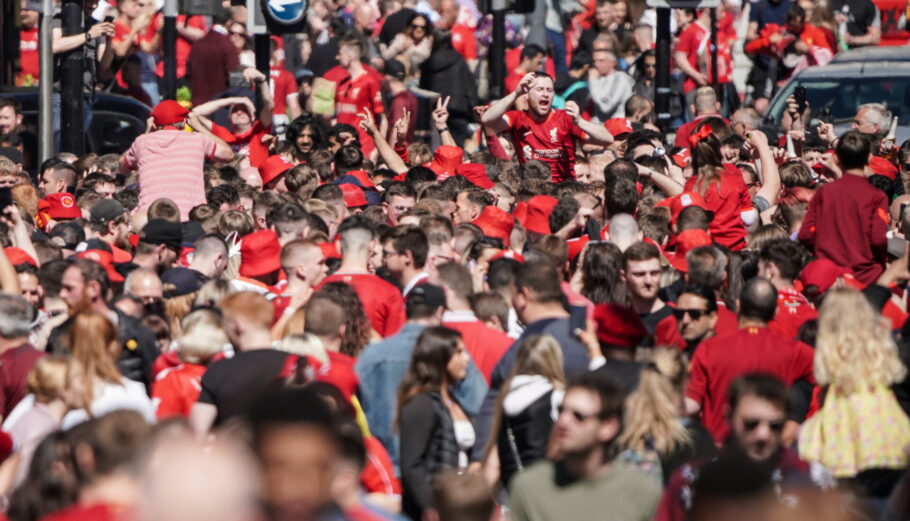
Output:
[
  {"xmin": 672, "ymin": 308, "xmax": 706, "ymax": 320},
  {"xmin": 557, "ymin": 405, "xmax": 596, "ymax": 422},
  {"xmin": 742, "ymin": 418, "xmax": 785, "ymax": 433}
]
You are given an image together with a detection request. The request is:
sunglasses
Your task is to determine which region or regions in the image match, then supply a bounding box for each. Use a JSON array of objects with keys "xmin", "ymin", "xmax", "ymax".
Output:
[
  {"xmin": 410, "ymin": 23, "xmax": 427, "ymax": 29},
  {"xmin": 557, "ymin": 405, "xmax": 596, "ymax": 423},
  {"xmin": 742, "ymin": 418, "xmax": 785, "ymax": 433},
  {"xmin": 672, "ymin": 308, "xmax": 707, "ymax": 320}
]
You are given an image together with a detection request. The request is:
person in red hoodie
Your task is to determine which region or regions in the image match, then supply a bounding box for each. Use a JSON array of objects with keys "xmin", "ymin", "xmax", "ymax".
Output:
[
  {"xmin": 758, "ymin": 239, "xmax": 818, "ymax": 340},
  {"xmin": 434, "ymin": 262, "xmax": 511, "ymax": 383},
  {"xmin": 798, "ymin": 131, "xmax": 889, "ymax": 285}
]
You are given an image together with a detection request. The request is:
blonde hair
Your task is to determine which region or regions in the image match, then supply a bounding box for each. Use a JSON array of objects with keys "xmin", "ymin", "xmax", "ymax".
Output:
[
  {"xmin": 815, "ymin": 288, "xmax": 906, "ymax": 392},
  {"xmin": 618, "ymin": 348, "xmax": 691, "ymax": 455},
  {"xmin": 274, "ymin": 333, "xmax": 329, "ymax": 364},
  {"xmin": 27, "ymin": 356, "xmax": 73, "ymax": 403},
  {"xmin": 484, "ymin": 335, "xmax": 565, "ymax": 460},
  {"xmin": 177, "ymin": 309, "xmax": 227, "ymax": 365}
]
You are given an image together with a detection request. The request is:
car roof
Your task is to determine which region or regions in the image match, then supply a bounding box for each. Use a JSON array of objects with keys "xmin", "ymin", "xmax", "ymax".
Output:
[
  {"xmin": 0, "ymin": 87, "xmax": 151, "ymax": 119},
  {"xmin": 830, "ymin": 45, "xmax": 910, "ymax": 64},
  {"xmin": 793, "ymin": 60, "xmax": 910, "ymax": 79}
]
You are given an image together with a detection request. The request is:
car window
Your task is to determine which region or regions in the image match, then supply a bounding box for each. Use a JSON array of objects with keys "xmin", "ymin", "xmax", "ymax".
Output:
[
  {"xmin": 88, "ymin": 111, "xmax": 145, "ymax": 155},
  {"xmin": 768, "ymin": 76, "xmax": 910, "ymax": 125}
]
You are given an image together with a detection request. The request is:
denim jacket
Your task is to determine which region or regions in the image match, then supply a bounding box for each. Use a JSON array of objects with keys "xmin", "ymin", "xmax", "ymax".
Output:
[{"xmin": 355, "ymin": 323, "xmax": 488, "ymax": 473}]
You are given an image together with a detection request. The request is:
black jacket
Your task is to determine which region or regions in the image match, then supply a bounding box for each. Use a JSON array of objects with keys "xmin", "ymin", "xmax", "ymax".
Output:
[
  {"xmin": 399, "ymin": 391, "xmax": 464, "ymax": 520},
  {"xmin": 497, "ymin": 389, "xmax": 556, "ymax": 488},
  {"xmin": 419, "ymin": 48, "xmax": 479, "ymax": 123}
]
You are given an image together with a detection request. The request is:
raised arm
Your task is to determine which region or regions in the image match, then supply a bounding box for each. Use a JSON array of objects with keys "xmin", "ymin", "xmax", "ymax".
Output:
[
  {"xmin": 192, "ymin": 96, "xmax": 252, "ymax": 117},
  {"xmin": 481, "ymin": 73, "xmax": 533, "ymax": 133},
  {"xmin": 52, "ymin": 22, "xmax": 114, "ymax": 54},
  {"xmin": 245, "ymin": 68, "xmax": 273, "ymax": 128},
  {"xmin": 566, "ymin": 101, "xmax": 613, "ymax": 146},
  {"xmin": 360, "ymin": 111, "xmax": 408, "ymax": 174},
  {"xmin": 187, "ymin": 112, "xmax": 235, "ymax": 162},
  {"xmin": 432, "ymin": 96, "xmax": 457, "ymax": 147},
  {"xmin": 749, "ymin": 129, "xmax": 782, "ymax": 208}
]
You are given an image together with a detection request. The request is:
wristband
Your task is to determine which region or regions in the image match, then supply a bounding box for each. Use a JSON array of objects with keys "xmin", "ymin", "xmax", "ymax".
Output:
[
  {"xmin": 85, "ymin": 32, "xmax": 92, "ymax": 42},
  {"xmin": 437, "ymin": 127, "xmax": 449, "ymax": 133}
]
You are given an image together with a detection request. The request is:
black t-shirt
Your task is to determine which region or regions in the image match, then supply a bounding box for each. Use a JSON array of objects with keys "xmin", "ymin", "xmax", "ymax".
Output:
[
  {"xmin": 197, "ymin": 348, "xmax": 290, "ymax": 425},
  {"xmin": 831, "ymin": 0, "xmax": 880, "ymax": 37}
]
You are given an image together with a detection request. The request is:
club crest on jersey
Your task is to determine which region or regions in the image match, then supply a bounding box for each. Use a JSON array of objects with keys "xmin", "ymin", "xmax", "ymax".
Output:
[
  {"xmin": 522, "ymin": 145, "xmax": 533, "ymax": 160},
  {"xmin": 351, "ymin": 88, "xmax": 360, "ymax": 98},
  {"xmin": 549, "ymin": 127, "xmax": 558, "ymax": 143}
]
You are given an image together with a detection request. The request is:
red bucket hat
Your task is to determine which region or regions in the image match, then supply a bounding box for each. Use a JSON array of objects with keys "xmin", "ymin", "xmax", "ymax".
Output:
[
  {"xmin": 520, "ymin": 195, "xmax": 558, "ymax": 235},
  {"xmin": 77, "ymin": 249, "xmax": 125, "ymax": 283},
  {"xmin": 258, "ymin": 155, "xmax": 294, "ymax": 186},
  {"xmin": 472, "ymin": 205, "xmax": 514, "ymax": 246},
  {"xmin": 665, "ymin": 229, "xmax": 712, "ymax": 273},
  {"xmin": 4, "ymin": 247, "xmax": 36, "ymax": 267},
  {"xmin": 655, "ymin": 191, "xmax": 711, "ymax": 225},
  {"xmin": 605, "ymin": 118, "xmax": 633, "ymax": 138},
  {"xmin": 429, "ymin": 145, "xmax": 464, "ymax": 178},
  {"xmin": 240, "ymin": 230, "xmax": 282, "ymax": 277},
  {"xmin": 339, "ymin": 183, "xmax": 368, "ymax": 208},
  {"xmin": 456, "ymin": 163, "xmax": 494, "ymax": 190}
]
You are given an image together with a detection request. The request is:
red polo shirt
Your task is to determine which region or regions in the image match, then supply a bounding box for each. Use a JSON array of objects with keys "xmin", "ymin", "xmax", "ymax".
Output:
[
  {"xmin": 798, "ymin": 173, "xmax": 889, "ymax": 286},
  {"xmin": 686, "ymin": 326, "xmax": 815, "ymax": 443}
]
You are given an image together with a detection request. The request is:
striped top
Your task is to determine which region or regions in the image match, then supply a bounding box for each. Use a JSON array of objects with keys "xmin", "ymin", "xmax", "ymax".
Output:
[{"xmin": 123, "ymin": 129, "xmax": 215, "ymax": 220}]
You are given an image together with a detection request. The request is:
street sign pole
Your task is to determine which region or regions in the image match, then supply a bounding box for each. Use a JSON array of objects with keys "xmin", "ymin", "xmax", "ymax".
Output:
[
  {"xmin": 162, "ymin": 0, "xmax": 177, "ymax": 100},
  {"xmin": 655, "ymin": 7, "xmax": 671, "ymax": 131},
  {"xmin": 60, "ymin": 0, "xmax": 84, "ymax": 156},
  {"xmin": 39, "ymin": 0, "xmax": 54, "ymax": 162}
]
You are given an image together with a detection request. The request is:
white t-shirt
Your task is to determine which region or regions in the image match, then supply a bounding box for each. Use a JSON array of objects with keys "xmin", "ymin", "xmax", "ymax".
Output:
[{"xmin": 61, "ymin": 378, "xmax": 156, "ymax": 430}]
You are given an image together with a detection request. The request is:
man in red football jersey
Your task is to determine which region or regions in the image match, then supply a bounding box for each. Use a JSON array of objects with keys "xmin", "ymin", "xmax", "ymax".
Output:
[
  {"xmin": 335, "ymin": 34, "xmax": 385, "ymax": 158},
  {"xmin": 482, "ymin": 72, "xmax": 614, "ymax": 182}
]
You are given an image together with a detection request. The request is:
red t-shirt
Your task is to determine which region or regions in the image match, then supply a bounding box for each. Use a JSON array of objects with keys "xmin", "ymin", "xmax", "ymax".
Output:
[
  {"xmin": 674, "ymin": 21, "xmax": 733, "ymax": 93},
  {"xmin": 686, "ymin": 326, "xmax": 815, "ymax": 442},
  {"xmin": 0, "ymin": 344, "xmax": 45, "ymax": 419},
  {"xmin": 715, "ymin": 302, "xmax": 739, "ymax": 336},
  {"xmin": 39, "ymin": 503, "xmax": 127, "ymax": 521},
  {"xmin": 151, "ymin": 362, "xmax": 207, "ymax": 419},
  {"xmin": 443, "ymin": 319, "xmax": 512, "ymax": 383},
  {"xmin": 361, "ymin": 436, "xmax": 402, "ymax": 495},
  {"xmin": 270, "ymin": 66, "xmax": 298, "ymax": 117},
  {"xmin": 18, "ymin": 26, "xmax": 39, "ymax": 85},
  {"xmin": 334, "ymin": 70, "xmax": 384, "ymax": 156},
  {"xmin": 768, "ymin": 288, "xmax": 818, "ymax": 340},
  {"xmin": 684, "ymin": 166, "xmax": 752, "ymax": 251},
  {"xmin": 211, "ymin": 120, "xmax": 271, "ymax": 167},
  {"xmin": 503, "ymin": 109, "xmax": 586, "ymax": 183},
  {"xmin": 451, "ymin": 24, "xmax": 478, "ymax": 61},
  {"xmin": 317, "ymin": 273, "xmax": 406, "ymax": 338}
]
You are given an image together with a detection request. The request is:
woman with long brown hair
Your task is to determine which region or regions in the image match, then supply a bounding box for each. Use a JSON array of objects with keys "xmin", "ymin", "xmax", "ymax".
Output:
[
  {"xmin": 397, "ymin": 326, "xmax": 472, "ymax": 521},
  {"xmin": 684, "ymin": 118, "xmax": 758, "ymax": 251},
  {"xmin": 60, "ymin": 312, "xmax": 155, "ymax": 428}
]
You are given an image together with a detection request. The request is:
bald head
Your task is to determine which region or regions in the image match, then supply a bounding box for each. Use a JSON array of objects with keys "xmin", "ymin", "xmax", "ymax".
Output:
[
  {"xmin": 740, "ymin": 277, "xmax": 777, "ymax": 324},
  {"xmin": 125, "ymin": 268, "xmax": 163, "ymax": 302},
  {"xmin": 607, "ymin": 213, "xmax": 640, "ymax": 251}
]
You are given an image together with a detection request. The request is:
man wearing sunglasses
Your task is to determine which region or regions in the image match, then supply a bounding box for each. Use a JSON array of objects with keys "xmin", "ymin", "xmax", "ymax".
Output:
[
  {"xmin": 684, "ymin": 278, "xmax": 814, "ymax": 444},
  {"xmin": 509, "ymin": 372, "xmax": 662, "ymax": 521},
  {"xmin": 657, "ymin": 374, "xmax": 830, "ymax": 521},
  {"xmin": 674, "ymin": 284, "xmax": 718, "ymax": 358}
]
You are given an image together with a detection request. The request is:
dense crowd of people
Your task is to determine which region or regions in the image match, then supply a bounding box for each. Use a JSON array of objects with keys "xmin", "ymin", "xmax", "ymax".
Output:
[{"xmin": 4, "ymin": 0, "xmax": 910, "ymax": 520}]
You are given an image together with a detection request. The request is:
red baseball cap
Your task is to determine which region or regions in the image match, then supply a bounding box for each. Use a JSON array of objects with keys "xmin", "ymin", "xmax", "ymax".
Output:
[
  {"xmin": 456, "ymin": 163, "xmax": 494, "ymax": 190},
  {"xmin": 665, "ymin": 229, "xmax": 712, "ymax": 272},
  {"xmin": 655, "ymin": 191, "xmax": 711, "ymax": 224},
  {"xmin": 519, "ymin": 195, "xmax": 558, "ymax": 235},
  {"xmin": 4, "ymin": 247, "xmax": 36, "ymax": 267},
  {"xmin": 339, "ymin": 183, "xmax": 368, "ymax": 208},
  {"xmin": 800, "ymin": 258, "xmax": 850, "ymax": 295},
  {"xmin": 593, "ymin": 304, "xmax": 648, "ymax": 348},
  {"xmin": 40, "ymin": 193, "xmax": 81, "ymax": 220},
  {"xmin": 150, "ymin": 100, "xmax": 189, "ymax": 126},
  {"xmin": 77, "ymin": 249, "xmax": 125, "ymax": 283},
  {"xmin": 672, "ymin": 148, "xmax": 692, "ymax": 168},
  {"xmin": 240, "ymin": 230, "xmax": 281, "ymax": 277},
  {"xmin": 258, "ymin": 155, "xmax": 294, "ymax": 186},
  {"xmin": 472, "ymin": 205, "xmax": 514, "ymax": 246},
  {"xmin": 429, "ymin": 145, "xmax": 463, "ymax": 178},
  {"xmin": 605, "ymin": 118, "xmax": 633, "ymax": 138}
]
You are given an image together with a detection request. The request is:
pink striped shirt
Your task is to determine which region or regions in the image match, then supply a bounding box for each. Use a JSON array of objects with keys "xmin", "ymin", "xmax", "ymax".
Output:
[{"xmin": 123, "ymin": 129, "xmax": 215, "ymax": 220}]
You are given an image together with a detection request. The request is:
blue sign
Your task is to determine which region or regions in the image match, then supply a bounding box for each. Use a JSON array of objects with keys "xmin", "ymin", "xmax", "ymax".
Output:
[{"xmin": 265, "ymin": 0, "xmax": 306, "ymax": 25}]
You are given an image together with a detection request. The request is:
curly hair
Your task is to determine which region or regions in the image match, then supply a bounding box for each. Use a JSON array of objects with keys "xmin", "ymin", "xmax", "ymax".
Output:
[
  {"xmin": 815, "ymin": 288, "xmax": 907, "ymax": 393},
  {"xmin": 314, "ymin": 282, "xmax": 372, "ymax": 357}
]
